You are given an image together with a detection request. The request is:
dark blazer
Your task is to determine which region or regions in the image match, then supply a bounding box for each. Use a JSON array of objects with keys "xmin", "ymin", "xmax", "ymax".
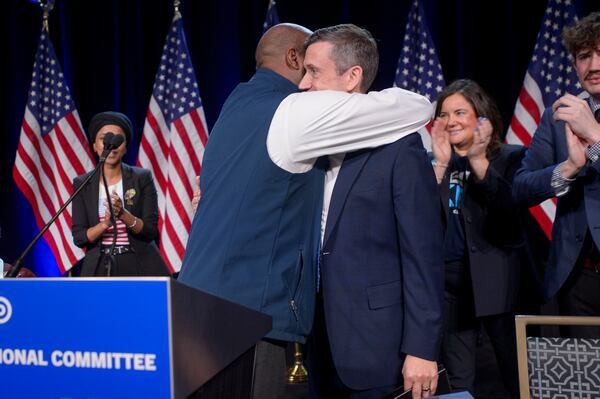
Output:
[
  {"xmin": 319, "ymin": 133, "xmax": 445, "ymax": 390},
  {"xmin": 439, "ymin": 144, "xmax": 528, "ymax": 317},
  {"xmin": 72, "ymin": 163, "xmax": 170, "ymax": 276},
  {"xmin": 513, "ymin": 108, "xmax": 600, "ymax": 301}
]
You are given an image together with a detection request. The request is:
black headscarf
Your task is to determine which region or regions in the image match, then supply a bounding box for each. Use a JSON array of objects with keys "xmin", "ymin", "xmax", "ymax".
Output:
[{"xmin": 88, "ymin": 111, "xmax": 132, "ymax": 146}]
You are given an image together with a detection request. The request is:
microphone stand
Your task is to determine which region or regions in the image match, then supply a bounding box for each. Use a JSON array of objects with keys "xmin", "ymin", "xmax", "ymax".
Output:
[
  {"xmin": 6, "ymin": 147, "xmax": 113, "ymax": 278},
  {"xmin": 98, "ymin": 133, "xmax": 124, "ymax": 277},
  {"xmin": 100, "ymin": 161, "xmax": 119, "ymax": 277}
]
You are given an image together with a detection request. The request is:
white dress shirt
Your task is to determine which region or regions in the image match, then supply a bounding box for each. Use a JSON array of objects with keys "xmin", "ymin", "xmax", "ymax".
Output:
[
  {"xmin": 320, "ymin": 153, "xmax": 345, "ymax": 244},
  {"xmin": 267, "ymin": 87, "xmax": 433, "ymax": 243},
  {"xmin": 267, "ymin": 87, "xmax": 432, "ymax": 173}
]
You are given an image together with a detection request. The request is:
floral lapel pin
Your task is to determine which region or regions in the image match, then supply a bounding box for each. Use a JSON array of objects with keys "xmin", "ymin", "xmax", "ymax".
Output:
[{"xmin": 124, "ymin": 188, "xmax": 136, "ymax": 206}]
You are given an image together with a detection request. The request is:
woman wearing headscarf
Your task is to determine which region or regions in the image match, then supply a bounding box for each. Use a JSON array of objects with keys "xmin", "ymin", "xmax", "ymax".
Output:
[
  {"xmin": 430, "ymin": 79, "xmax": 528, "ymax": 397},
  {"xmin": 71, "ymin": 111, "xmax": 170, "ymax": 277}
]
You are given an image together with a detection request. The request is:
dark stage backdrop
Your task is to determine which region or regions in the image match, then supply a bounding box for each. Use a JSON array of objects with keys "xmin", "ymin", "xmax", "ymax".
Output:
[{"xmin": 1, "ymin": 0, "xmax": 599, "ymax": 275}]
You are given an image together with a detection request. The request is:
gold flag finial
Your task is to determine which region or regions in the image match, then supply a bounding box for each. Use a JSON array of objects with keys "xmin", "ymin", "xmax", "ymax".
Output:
[
  {"xmin": 174, "ymin": 0, "xmax": 182, "ymax": 20},
  {"xmin": 39, "ymin": 0, "xmax": 55, "ymax": 32}
]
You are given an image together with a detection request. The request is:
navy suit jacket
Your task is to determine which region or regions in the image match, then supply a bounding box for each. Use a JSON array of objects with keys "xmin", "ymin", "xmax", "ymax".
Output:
[
  {"xmin": 513, "ymin": 107, "xmax": 600, "ymax": 301},
  {"xmin": 320, "ymin": 133, "xmax": 444, "ymax": 390}
]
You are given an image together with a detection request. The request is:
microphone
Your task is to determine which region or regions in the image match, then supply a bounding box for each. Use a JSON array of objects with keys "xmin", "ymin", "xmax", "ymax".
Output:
[
  {"xmin": 102, "ymin": 132, "xmax": 115, "ymax": 148},
  {"xmin": 99, "ymin": 132, "xmax": 115, "ymax": 162},
  {"xmin": 110, "ymin": 134, "xmax": 125, "ymax": 149},
  {"xmin": 595, "ymin": 108, "xmax": 600, "ymax": 123},
  {"xmin": 98, "ymin": 133, "xmax": 124, "ymax": 162}
]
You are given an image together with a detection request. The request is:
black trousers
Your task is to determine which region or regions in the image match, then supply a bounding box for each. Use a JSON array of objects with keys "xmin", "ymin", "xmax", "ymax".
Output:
[
  {"xmin": 557, "ymin": 267, "xmax": 600, "ymax": 338},
  {"xmin": 441, "ymin": 266, "xmax": 519, "ymax": 397}
]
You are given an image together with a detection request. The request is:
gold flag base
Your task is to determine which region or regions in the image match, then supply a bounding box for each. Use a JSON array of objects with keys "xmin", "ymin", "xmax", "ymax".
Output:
[{"xmin": 287, "ymin": 342, "xmax": 308, "ymax": 384}]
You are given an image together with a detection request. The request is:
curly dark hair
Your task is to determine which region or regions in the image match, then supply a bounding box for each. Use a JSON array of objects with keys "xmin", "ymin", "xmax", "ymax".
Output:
[
  {"xmin": 562, "ymin": 12, "xmax": 600, "ymax": 58},
  {"xmin": 435, "ymin": 79, "xmax": 503, "ymax": 157}
]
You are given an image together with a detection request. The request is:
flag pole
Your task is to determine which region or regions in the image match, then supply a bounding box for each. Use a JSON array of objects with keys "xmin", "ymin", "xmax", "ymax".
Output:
[
  {"xmin": 136, "ymin": 0, "xmax": 209, "ymax": 272},
  {"xmin": 8, "ymin": 0, "xmax": 85, "ymax": 279},
  {"xmin": 5, "ymin": 0, "xmax": 58, "ymax": 278}
]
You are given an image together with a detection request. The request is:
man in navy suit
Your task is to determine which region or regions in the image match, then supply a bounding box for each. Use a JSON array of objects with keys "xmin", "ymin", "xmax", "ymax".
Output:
[
  {"xmin": 513, "ymin": 12, "xmax": 600, "ymax": 337},
  {"xmin": 290, "ymin": 24, "xmax": 445, "ymax": 398}
]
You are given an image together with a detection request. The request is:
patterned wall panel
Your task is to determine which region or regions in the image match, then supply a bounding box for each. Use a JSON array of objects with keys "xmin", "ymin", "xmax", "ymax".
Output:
[{"xmin": 527, "ymin": 337, "xmax": 600, "ymax": 398}]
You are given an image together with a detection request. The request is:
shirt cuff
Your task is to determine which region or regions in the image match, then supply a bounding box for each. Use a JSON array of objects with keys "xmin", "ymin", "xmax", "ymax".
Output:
[
  {"xmin": 550, "ymin": 164, "xmax": 574, "ymax": 197},
  {"xmin": 586, "ymin": 141, "xmax": 600, "ymax": 163}
]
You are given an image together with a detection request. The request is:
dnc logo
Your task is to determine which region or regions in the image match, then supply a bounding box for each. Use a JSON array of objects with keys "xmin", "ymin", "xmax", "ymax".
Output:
[{"xmin": 0, "ymin": 296, "xmax": 13, "ymax": 324}]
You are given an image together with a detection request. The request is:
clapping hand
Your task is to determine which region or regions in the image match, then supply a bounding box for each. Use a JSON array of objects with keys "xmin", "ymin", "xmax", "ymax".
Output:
[
  {"xmin": 110, "ymin": 191, "xmax": 123, "ymax": 217},
  {"xmin": 467, "ymin": 117, "xmax": 492, "ymax": 161},
  {"xmin": 431, "ymin": 117, "xmax": 451, "ymax": 166},
  {"xmin": 552, "ymin": 94, "xmax": 597, "ymax": 178},
  {"xmin": 103, "ymin": 191, "xmax": 123, "ymax": 223},
  {"xmin": 562, "ymin": 124, "xmax": 587, "ymax": 177},
  {"xmin": 553, "ymin": 94, "xmax": 600, "ymax": 146}
]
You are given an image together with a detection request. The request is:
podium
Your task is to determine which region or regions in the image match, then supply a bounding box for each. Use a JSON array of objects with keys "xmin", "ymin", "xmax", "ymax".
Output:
[{"xmin": 0, "ymin": 277, "xmax": 272, "ymax": 399}]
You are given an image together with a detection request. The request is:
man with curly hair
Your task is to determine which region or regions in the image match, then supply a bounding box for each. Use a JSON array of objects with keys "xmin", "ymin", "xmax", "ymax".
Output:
[{"xmin": 513, "ymin": 12, "xmax": 600, "ymax": 337}]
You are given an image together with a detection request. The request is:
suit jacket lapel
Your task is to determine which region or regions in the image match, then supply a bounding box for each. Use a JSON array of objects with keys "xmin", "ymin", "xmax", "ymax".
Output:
[{"xmin": 323, "ymin": 150, "xmax": 371, "ymax": 247}]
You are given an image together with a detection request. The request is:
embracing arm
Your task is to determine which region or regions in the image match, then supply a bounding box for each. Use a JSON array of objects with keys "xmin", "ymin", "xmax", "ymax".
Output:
[{"xmin": 267, "ymin": 88, "xmax": 432, "ymax": 173}]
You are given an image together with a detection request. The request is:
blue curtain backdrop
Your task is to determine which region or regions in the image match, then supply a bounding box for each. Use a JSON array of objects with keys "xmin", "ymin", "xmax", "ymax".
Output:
[{"xmin": 1, "ymin": 0, "xmax": 599, "ymax": 275}]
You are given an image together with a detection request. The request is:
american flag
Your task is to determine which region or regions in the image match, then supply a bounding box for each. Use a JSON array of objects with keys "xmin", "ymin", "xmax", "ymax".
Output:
[
  {"xmin": 505, "ymin": 0, "xmax": 581, "ymax": 238},
  {"xmin": 137, "ymin": 14, "xmax": 208, "ymax": 273},
  {"xmin": 263, "ymin": 0, "xmax": 281, "ymax": 33},
  {"xmin": 13, "ymin": 29, "xmax": 95, "ymax": 274},
  {"xmin": 394, "ymin": 0, "xmax": 445, "ymax": 150}
]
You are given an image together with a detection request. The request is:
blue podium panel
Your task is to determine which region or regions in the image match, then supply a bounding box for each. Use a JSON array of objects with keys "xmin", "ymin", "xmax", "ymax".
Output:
[{"xmin": 0, "ymin": 278, "xmax": 172, "ymax": 399}]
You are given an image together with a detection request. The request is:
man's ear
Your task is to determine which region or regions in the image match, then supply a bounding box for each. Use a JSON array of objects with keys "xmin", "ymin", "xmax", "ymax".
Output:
[
  {"xmin": 345, "ymin": 65, "xmax": 364, "ymax": 93},
  {"xmin": 286, "ymin": 48, "xmax": 302, "ymax": 70}
]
